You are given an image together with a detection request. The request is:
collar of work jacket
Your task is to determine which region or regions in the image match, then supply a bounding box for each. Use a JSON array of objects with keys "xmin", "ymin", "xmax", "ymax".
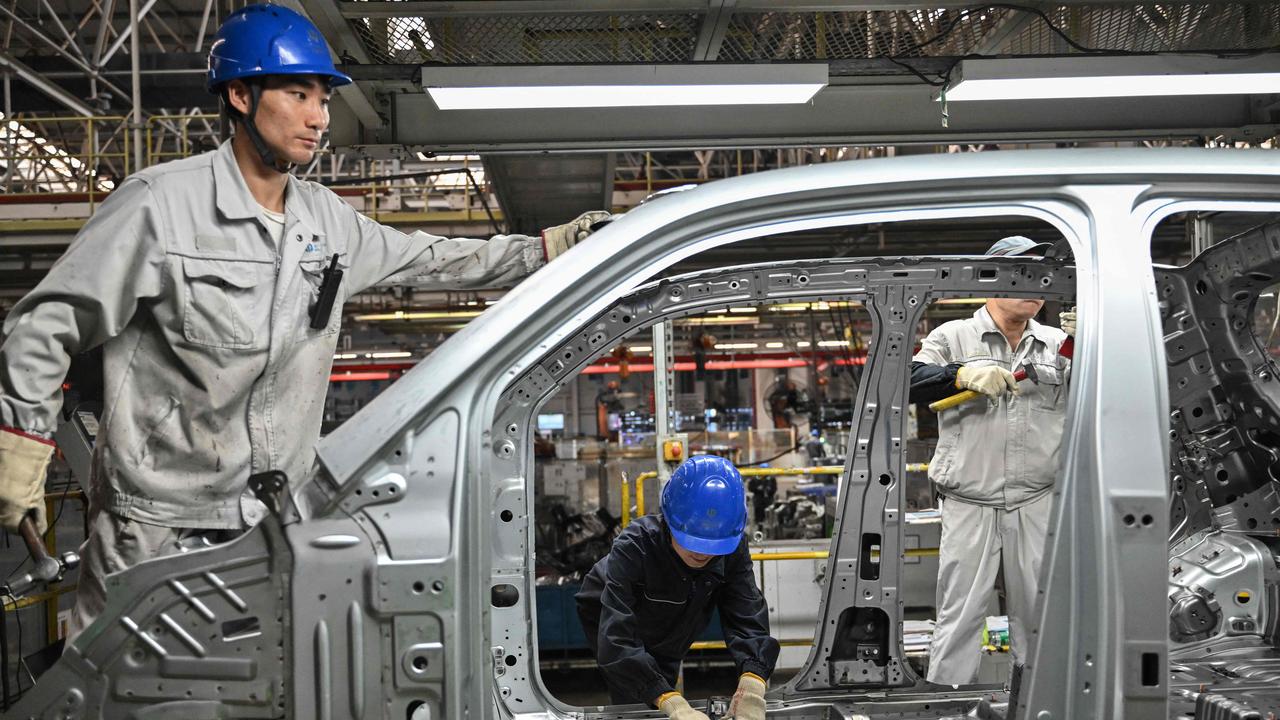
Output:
[
  {"xmin": 213, "ymin": 139, "xmax": 322, "ymax": 241},
  {"xmin": 971, "ymin": 305, "xmax": 1056, "ymax": 354}
]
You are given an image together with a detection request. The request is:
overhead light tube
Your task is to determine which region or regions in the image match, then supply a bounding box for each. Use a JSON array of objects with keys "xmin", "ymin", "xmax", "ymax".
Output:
[
  {"xmin": 945, "ymin": 55, "xmax": 1280, "ymax": 101},
  {"xmin": 423, "ymin": 64, "xmax": 827, "ymax": 110}
]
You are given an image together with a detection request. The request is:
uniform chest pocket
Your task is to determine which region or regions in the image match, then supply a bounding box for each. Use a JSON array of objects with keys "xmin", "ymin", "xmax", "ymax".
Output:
[
  {"xmin": 638, "ymin": 585, "xmax": 690, "ymax": 625},
  {"xmin": 1029, "ymin": 364, "xmax": 1066, "ymax": 411},
  {"xmin": 297, "ymin": 252, "xmax": 350, "ymax": 340},
  {"xmin": 180, "ymin": 257, "xmax": 275, "ymax": 350}
]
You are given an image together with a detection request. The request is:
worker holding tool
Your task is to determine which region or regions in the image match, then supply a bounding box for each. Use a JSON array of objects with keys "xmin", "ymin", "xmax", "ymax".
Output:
[
  {"xmin": 576, "ymin": 455, "xmax": 778, "ymax": 719},
  {"xmin": 0, "ymin": 3, "xmax": 607, "ymax": 641},
  {"xmin": 908, "ymin": 236, "xmax": 1073, "ymax": 687}
]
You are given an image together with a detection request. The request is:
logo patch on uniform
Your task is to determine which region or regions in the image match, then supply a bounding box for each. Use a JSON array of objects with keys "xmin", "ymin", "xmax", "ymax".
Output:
[
  {"xmin": 305, "ymin": 242, "xmax": 322, "ymax": 253},
  {"xmin": 196, "ymin": 234, "xmax": 236, "ymax": 253}
]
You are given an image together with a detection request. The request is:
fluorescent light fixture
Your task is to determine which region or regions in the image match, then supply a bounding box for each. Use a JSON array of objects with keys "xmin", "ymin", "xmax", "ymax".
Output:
[
  {"xmin": 422, "ymin": 64, "xmax": 827, "ymax": 110},
  {"xmin": 765, "ymin": 342, "xmax": 785, "ymax": 349},
  {"xmin": 371, "ymin": 351, "xmax": 413, "ymax": 359},
  {"xmin": 728, "ymin": 307, "xmax": 758, "ymax": 313},
  {"xmin": 714, "ymin": 342, "xmax": 759, "ymax": 350},
  {"xmin": 630, "ymin": 345, "xmax": 653, "ymax": 353},
  {"xmin": 354, "ymin": 310, "xmax": 484, "ymax": 321},
  {"xmin": 797, "ymin": 341, "xmax": 812, "ymax": 348},
  {"xmin": 679, "ymin": 316, "xmax": 759, "ymax": 326},
  {"xmin": 818, "ymin": 340, "xmax": 850, "ymax": 348},
  {"xmin": 945, "ymin": 55, "xmax": 1280, "ymax": 101}
]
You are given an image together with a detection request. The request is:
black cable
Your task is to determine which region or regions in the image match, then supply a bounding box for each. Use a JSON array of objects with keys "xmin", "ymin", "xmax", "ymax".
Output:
[
  {"xmin": 12, "ymin": 603, "xmax": 20, "ymax": 700},
  {"xmin": 878, "ymin": 4, "xmax": 1280, "ymax": 91},
  {"xmin": 735, "ymin": 440, "xmax": 804, "ymax": 469},
  {"xmin": 1, "ymin": 600, "xmax": 9, "ymax": 710}
]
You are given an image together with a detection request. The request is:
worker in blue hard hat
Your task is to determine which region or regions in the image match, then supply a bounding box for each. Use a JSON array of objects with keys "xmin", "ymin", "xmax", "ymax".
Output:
[
  {"xmin": 576, "ymin": 455, "xmax": 779, "ymax": 719},
  {"xmin": 0, "ymin": 2, "xmax": 607, "ymax": 644}
]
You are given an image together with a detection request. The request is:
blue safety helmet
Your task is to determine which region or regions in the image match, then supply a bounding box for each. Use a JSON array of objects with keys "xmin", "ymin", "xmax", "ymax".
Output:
[
  {"xmin": 661, "ymin": 455, "xmax": 747, "ymax": 556},
  {"xmin": 207, "ymin": 4, "xmax": 352, "ymax": 92}
]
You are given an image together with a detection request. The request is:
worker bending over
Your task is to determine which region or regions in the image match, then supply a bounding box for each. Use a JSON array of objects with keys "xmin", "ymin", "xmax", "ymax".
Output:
[
  {"xmin": 909, "ymin": 236, "xmax": 1074, "ymax": 687},
  {"xmin": 576, "ymin": 455, "xmax": 778, "ymax": 720},
  {"xmin": 0, "ymin": 3, "xmax": 604, "ymax": 642}
]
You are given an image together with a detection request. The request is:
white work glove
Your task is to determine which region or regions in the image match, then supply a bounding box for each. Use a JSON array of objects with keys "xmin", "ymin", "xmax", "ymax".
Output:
[
  {"xmin": 727, "ymin": 673, "xmax": 767, "ymax": 720},
  {"xmin": 0, "ymin": 427, "xmax": 54, "ymax": 535},
  {"xmin": 658, "ymin": 692, "xmax": 711, "ymax": 720},
  {"xmin": 541, "ymin": 210, "xmax": 613, "ymax": 262},
  {"xmin": 955, "ymin": 365, "xmax": 1019, "ymax": 399},
  {"xmin": 1059, "ymin": 306, "xmax": 1076, "ymax": 337}
]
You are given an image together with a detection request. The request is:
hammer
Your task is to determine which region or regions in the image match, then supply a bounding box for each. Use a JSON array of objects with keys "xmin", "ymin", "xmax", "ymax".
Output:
[
  {"xmin": 929, "ymin": 363, "xmax": 1042, "ymax": 412},
  {"xmin": 1, "ymin": 513, "xmax": 79, "ymax": 598},
  {"xmin": 928, "ymin": 335, "xmax": 1075, "ymax": 413}
]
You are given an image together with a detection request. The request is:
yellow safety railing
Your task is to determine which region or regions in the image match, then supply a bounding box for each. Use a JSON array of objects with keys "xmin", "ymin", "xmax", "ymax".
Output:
[
  {"xmin": 620, "ymin": 464, "xmax": 930, "ymax": 527},
  {"xmin": 690, "ymin": 638, "xmax": 814, "ymax": 651},
  {"xmin": 146, "ymin": 113, "xmax": 220, "ymax": 166},
  {"xmin": 3, "ymin": 112, "xmax": 501, "ymax": 229}
]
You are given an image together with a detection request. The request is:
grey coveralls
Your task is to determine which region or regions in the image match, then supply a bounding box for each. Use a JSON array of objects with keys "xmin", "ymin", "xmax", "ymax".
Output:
[
  {"xmin": 0, "ymin": 140, "xmax": 544, "ymax": 640},
  {"xmin": 912, "ymin": 306, "xmax": 1069, "ymax": 685}
]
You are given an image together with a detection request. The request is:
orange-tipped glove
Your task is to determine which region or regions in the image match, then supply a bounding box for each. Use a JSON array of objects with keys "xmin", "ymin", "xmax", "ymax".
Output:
[
  {"xmin": 0, "ymin": 427, "xmax": 54, "ymax": 535},
  {"xmin": 727, "ymin": 673, "xmax": 766, "ymax": 720},
  {"xmin": 657, "ymin": 692, "xmax": 710, "ymax": 720},
  {"xmin": 541, "ymin": 211, "xmax": 614, "ymax": 262}
]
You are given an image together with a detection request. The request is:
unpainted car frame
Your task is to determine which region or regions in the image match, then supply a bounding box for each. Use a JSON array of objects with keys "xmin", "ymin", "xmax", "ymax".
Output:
[{"xmin": 11, "ymin": 149, "xmax": 1280, "ymax": 720}]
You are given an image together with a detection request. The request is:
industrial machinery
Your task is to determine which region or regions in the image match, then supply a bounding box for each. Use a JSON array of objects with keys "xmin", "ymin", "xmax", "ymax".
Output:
[{"xmin": 9, "ymin": 150, "xmax": 1280, "ymax": 719}]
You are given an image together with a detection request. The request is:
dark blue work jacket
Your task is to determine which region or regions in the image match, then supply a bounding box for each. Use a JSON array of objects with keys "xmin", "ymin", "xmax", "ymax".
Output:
[{"xmin": 575, "ymin": 514, "xmax": 779, "ymax": 705}]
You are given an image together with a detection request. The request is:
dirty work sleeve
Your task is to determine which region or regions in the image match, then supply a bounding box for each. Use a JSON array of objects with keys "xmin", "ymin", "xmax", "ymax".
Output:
[
  {"xmin": 0, "ymin": 179, "xmax": 165, "ymax": 435},
  {"xmin": 340, "ymin": 202, "xmax": 544, "ymax": 294},
  {"xmin": 718, "ymin": 539, "xmax": 780, "ymax": 680},
  {"xmin": 909, "ymin": 327, "xmax": 963, "ymax": 405},
  {"xmin": 596, "ymin": 535, "xmax": 678, "ymax": 704}
]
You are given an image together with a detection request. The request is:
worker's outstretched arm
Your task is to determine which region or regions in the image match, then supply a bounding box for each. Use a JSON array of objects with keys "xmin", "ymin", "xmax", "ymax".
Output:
[
  {"xmin": 717, "ymin": 539, "xmax": 776, "ymax": 720},
  {"xmin": 0, "ymin": 179, "xmax": 165, "ymax": 532},
  {"xmin": 330, "ymin": 186, "xmax": 610, "ymax": 294},
  {"xmin": 717, "ymin": 539, "xmax": 779, "ymax": 681},
  {"xmin": 909, "ymin": 328, "xmax": 963, "ymax": 405},
  {"xmin": 595, "ymin": 537, "xmax": 683, "ymax": 705},
  {"xmin": 339, "ymin": 201, "xmax": 543, "ymax": 293}
]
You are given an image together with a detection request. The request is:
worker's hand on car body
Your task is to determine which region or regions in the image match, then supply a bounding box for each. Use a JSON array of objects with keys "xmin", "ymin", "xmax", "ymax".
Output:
[
  {"xmin": 727, "ymin": 673, "xmax": 767, "ymax": 720},
  {"xmin": 1059, "ymin": 306, "xmax": 1076, "ymax": 337},
  {"xmin": 0, "ymin": 428, "xmax": 55, "ymax": 535},
  {"xmin": 955, "ymin": 365, "xmax": 1019, "ymax": 399},
  {"xmin": 657, "ymin": 692, "xmax": 711, "ymax": 720},
  {"xmin": 541, "ymin": 210, "xmax": 614, "ymax": 261}
]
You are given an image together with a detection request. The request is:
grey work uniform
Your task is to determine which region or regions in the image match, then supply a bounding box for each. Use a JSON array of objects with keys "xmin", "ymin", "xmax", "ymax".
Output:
[
  {"xmin": 0, "ymin": 140, "xmax": 544, "ymax": 640},
  {"xmin": 912, "ymin": 306, "xmax": 1068, "ymax": 685}
]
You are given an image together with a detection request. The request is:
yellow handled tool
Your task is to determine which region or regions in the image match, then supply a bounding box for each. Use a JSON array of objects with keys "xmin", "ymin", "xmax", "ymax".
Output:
[{"xmin": 928, "ymin": 366, "xmax": 1034, "ymax": 412}]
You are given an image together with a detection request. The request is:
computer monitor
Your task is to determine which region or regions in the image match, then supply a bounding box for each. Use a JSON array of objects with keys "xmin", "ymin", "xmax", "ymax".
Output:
[{"xmin": 537, "ymin": 413, "xmax": 565, "ymax": 432}]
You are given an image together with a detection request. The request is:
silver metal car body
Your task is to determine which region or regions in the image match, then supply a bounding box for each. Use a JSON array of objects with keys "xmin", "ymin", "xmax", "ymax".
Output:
[{"xmin": 11, "ymin": 149, "xmax": 1280, "ymax": 720}]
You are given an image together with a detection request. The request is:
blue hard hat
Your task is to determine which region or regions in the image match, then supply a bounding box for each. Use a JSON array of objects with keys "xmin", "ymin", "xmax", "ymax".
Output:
[
  {"xmin": 207, "ymin": 4, "xmax": 352, "ymax": 92},
  {"xmin": 661, "ymin": 455, "xmax": 747, "ymax": 555}
]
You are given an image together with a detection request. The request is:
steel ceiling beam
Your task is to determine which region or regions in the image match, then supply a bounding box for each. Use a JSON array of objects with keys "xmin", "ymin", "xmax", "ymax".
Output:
[
  {"xmin": 0, "ymin": 3, "xmax": 131, "ymax": 101},
  {"xmin": 338, "ymin": 0, "xmax": 1173, "ymax": 18},
  {"xmin": 0, "ymin": 52, "xmax": 96, "ymax": 116},
  {"xmin": 381, "ymin": 75, "xmax": 1280, "ymax": 153},
  {"xmin": 296, "ymin": 0, "xmax": 386, "ymax": 130},
  {"xmin": 692, "ymin": 0, "xmax": 735, "ymax": 61}
]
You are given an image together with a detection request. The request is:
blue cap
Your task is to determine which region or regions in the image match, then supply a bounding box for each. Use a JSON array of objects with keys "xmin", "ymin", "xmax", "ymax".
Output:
[
  {"xmin": 207, "ymin": 4, "xmax": 352, "ymax": 92},
  {"xmin": 661, "ymin": 455, "xmax": 747, "ymax": 556},
  {"xmin": 986, "ymin": 236, "xmax": 1050, "ymax": 257}
]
